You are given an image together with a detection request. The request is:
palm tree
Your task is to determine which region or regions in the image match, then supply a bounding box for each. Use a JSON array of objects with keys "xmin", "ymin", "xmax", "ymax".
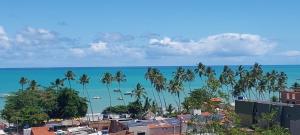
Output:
[
  {"xmin": 292, "ymin": 82, "xmax": 300, "ymax": 89},
  {"xmin": 79, "ymin": 74, "xmax": 94, "ymax": 122},
  {"xmin": 168, "ymin": 79, "xmax": 183, "ymax": 113},
  {"xmin": 28, "ymin": 80, "xmax": 38, "ymax": 90},
  {"xmin": 153, "ymin": 73, "xmax": 167, "ymax": 110},
  {"xmin": 65, "ymin": 70, "xmax": 76, "ymax": 89},
  {"xmin": 101, "ymin": 72, "xmax": 114, "ymax": 112},
  {"xmin": 220, "ymin": 66, "xmax": 235, "ymax": 101},
  {"xmin": 115, "ymin": 71, "xmax": 127, "ymax": 105},
  {"xmin": 257, "ymin": 77, "xmax": 267, "ymax": 100},
  {"xmin": 251, "ymin": 63, "xmax": 263, "ymax": 99},
  {"xmin": 51, "ymin": 78, "xmax": 64, "ymax": 91},
  {"xmin": 205, "ymin": 66, "xmax": 215, "ymax": 79},
  {"xmin": 174, "ymin": 67, "xmax": 186, "ymax": 82},
  {"xmin": 277, "ymin": 72, "xmax": 287, "ymax": 101},
  {"xmin": 145, "ymin": 67, "xmax": 159, "ymax": 109},
  {"xmin": 184, "ymin": 69, "xmax": 195, "ymax": 92},
  {"xmin": 194, "ymin": 62, "xmax": 206, "ymax": 81},
  {"xmin": 19, "ymin": 77, "xmax": 28, "ymax": 91},
  {"xmin": 132, "ymin": 83, "xmax": 147, "ymax": 100},
  {"xmin": 266, "ymin": 70, "xmax": 277, "ymax": 98},
  {"xmin": 166, "ymin": 104, "xmax": 175, "ymax": 117}
]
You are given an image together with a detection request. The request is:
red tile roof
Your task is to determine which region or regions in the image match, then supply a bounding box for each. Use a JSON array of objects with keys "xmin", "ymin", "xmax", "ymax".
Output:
[
  {"xmin": 201, "ymin": 112, "xmax": 211, "ymax": 117},
  {"xmin": 210, "ymin": 98, "xmax": 222, "ymax": 102},
  {"xmin": 31, "ymin": 127, "xmax": 55, "ymax": 135}
]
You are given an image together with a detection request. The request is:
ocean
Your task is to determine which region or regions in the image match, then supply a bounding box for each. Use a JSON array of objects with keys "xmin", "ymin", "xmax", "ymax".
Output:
[{"xmin": 0, "ymin": 65, "xmax": 299, "ymax": 113}]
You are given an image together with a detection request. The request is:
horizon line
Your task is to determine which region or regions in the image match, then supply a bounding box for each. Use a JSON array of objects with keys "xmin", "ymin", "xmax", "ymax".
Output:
[{"xmin": 0, "ymin": 64, "xmax": 299, "ymax": 69}]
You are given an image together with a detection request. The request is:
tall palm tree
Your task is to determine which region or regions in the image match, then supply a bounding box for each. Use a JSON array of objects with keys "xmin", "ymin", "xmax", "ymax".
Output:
[
  {"xmin": 205, "ymin": 66, "xmax": 215, "ymax": 79},
  {"xmin": 266, "ymin": 70, "xmax": 277, "ymax": 98},
  {"xmin": 184, "ymin": 69, "xmax": 195, "ymax": 93},
  {"xmin": 251, "ymin": 63, "xmax": 263, "ymax": 99},
  {"xmin": 168, "ymin": 79, "xmax": 183, "ymax": 113},
  {"xmin": 174, "ymin": 67, "xmax": 186, "ymax": 81},
  {"xmin": 194, "ymin": 62, "xmax": 206, "ymax": 81},
  {"xmin": 145, "ymin": 67, "xmax": 158, "ymax": 107},
  {"xmin": 153, "ymin": 73, "xmax": 167, "ymax": 110},
  {"xmin": 65, "ymin": 70, "xmax": 76, "ymax": 89},
  {"xmin": 277, "ymin": 72, "xmax": 287, "ymax": 101},
  {"xmin": 28, "ymin": 80, "xmax": 38, "ymax": 90},
  {"xmin": 132, "ymin": 83, "xmax": 147, "ymax": 100},
  {"xmin": 115, "ymin": 71, "xmax": 127, "ymax": 105},
  {"xmin": 79, "ymin": 74, "xmax": 94, "ymax": 121},
  {"xmin": 220, "ymin": 66, "xmax": 235, "ymax": 101},
  {"xmin": 101, "ymin": 72, "xmax": 114, "ymax": 112},
  {"xmin": 51, "ymin": 78, "xmax": 64, "ymax": 91},
  {"xmin": 19, "ymin": 77, "xmax": 28, "ymax": 91}
]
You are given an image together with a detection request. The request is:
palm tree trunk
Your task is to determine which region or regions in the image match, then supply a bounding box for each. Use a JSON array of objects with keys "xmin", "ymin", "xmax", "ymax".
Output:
[
  {"xmin": 156, "ymin": 91, "xmax": 163, "ymax": 114},
  {"xmin": 172, "ymin": 94, "xmax": 179, "ymax": 107},
  {"xmin": 85, "ymin": 85, "xmax": 94, "ymax": 122},
  {"xmin": 161, "ymin": 91, "xmax": 167, "ymax": 110},
  {"xmin": 68, "ymin": 80, "xmax": 72, "ymax": 89},
  {"xmin": 21, "ymin": 84, "xmax": 24, "ymax": 91},
  {"xmin": 188, "ymin": 82, "xmax": 192, "ymax": 93},
  {"xmin": 106, "ymin": 85, "xmax": 112, "ymax": 113},
  {"xmin": 118, "ymin": 83, "xmax": 126, "ymax": 105},
  {"xmin": 151, "ymin": 88, "xmax": 158, "ymax": 106},
  {"xmin": 177, "ymin": 92, "xmax": 181, "ymax": 113}
]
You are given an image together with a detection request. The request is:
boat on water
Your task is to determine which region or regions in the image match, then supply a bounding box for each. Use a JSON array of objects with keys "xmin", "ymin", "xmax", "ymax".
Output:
[
  {"xmin": 92, "ymin": 96, "xmax": 101, "ymax": 99},
  {"xmin": 124, "ymin": 91, "xmax": 132, "ymax": 95},
  {"xmin": 117, "ymin": 97, "xmax": 123, "ymax": 100}
]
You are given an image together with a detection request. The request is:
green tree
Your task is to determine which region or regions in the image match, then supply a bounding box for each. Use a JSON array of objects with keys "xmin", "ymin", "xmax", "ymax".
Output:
[
  {"xmin": 166, "ymin": 104, "xmax": 175, "ymax": 117},
  {"xmin": 115, "ymin": 71, "xmax": 127, "ymax": 105},
  {"xmin": 65, "ymin": 70, "xmax": 76, "ymax": 89},
  {"xmin": 19, "ymin": 77, "xmax": 28, "ymax": 91},
  {"xmin": 56, "ymin": 88, "xmax": 88, "ymax": 119},
  {"xmin": 168, "ymin": 79, "xmax": 183, "ymax": 113},
  {"xmin": 102, "ymin": 105, "xmax": 128, "ymax": 114},
  {"xmin": 50, "ymin": 78, "xmax": 64, "ymax": 91},
  {"xmin": 194, "ymin": 62, "xmax": 206, "ymax": 82},
  {"xmin": 127, "ymin": 99, "xmax": 143, "ymax": 119},
  {"xmin": 132, "ymin": 83, "xmax": 147, "ymax": 100},
  {"xmin": 79, "ymin": 74, "xmax": 94, "ymax": 121},
  {"xmin": 101, "ymin": 72, "xmax": 114, "ymax": 112},
  {"xmin": 184, "ymin": 69, "xmax": 195, "ymax": 93},
  {"xmin": 145, "ymin": 67, "xmax": 158, "ymax": 107}
]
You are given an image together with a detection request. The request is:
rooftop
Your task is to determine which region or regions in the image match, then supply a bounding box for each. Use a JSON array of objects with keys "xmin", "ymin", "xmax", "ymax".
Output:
[{"xmin": 31, "ymin": 127, "xmax": 55, "ymax": 135}]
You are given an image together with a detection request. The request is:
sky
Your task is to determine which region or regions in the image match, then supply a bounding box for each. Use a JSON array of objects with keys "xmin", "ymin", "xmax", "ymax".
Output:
[{"xmin": 0, "ymin": 0, "xmax": 299, "ymax": 67}]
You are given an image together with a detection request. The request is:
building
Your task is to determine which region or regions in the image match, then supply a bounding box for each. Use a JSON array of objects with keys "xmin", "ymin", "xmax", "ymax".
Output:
[
  {"xmin": 281, "ymin": 88, "xmax": 300, "ymax": 104},
  {"xmin": 30, "ymin": 127, "xmax": 55, "ymax": 135},
  {"xmin": 120, "ymin": 118, "xmax": 185, "ymax": 135},
  {"xmin": 235, "ymin": 100, "xmax": 300, "ymax": 135}
]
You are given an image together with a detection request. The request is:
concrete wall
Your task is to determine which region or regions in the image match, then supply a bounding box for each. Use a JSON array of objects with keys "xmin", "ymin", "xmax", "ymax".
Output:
[
  {"xmin": 149, "ymin": 126, "xmax": 180, "ymax": 135},
  {"xmin": 129, "ymin": 126, "xmax": 148, "ymax": 135}
]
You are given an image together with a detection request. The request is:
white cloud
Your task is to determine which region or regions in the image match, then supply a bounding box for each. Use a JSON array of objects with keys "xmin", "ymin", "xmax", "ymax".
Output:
[
  {"xmin": 90, "ymin": 41, "xmax": 107, "ymax": 52},
  {"xmin": 14, "ymin": 27, "xmax": 57, "ymax": 46},
  {"xmin": 69, "ymin": 48, "xmax": 85, "ymax": 57},
  {"xmin": 96, "ymin": 32, "xmax": 134, "ymax": 42},
  {"xmin": 0, "ymin": 26, "xmax": 10, "ymax": 48},
  {"xmin": 280, "ymin": 50, "xmax": 300, "ymax": 57},
  {"xmin": 149, "ymin": 33, "xmax": 275, "ymax": 57}
]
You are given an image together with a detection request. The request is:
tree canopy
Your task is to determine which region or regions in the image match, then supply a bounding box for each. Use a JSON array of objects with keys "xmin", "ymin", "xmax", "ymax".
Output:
[{"xmin": 1, "ymin": 86, "xmax": 87, "ymax": 127}]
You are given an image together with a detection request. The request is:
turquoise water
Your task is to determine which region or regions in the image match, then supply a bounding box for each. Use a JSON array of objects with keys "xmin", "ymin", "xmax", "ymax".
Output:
[{"xmin": 0, "ymin": 65, "xmax": 299, "ymax": 113}]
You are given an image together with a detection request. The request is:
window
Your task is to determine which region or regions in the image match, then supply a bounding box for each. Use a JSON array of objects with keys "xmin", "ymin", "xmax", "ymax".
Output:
[
  {"xmin": 292, "ymin": 94, "xmax": 295, "ymax": 99},
  {"xmin": 287, "ymin": 93, "xmax": 290, "ymax": 99}
]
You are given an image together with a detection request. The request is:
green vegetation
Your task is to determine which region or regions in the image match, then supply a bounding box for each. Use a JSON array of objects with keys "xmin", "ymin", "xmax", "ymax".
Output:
[
  {"xmin": 1, "ymin": 62, "xmax": 293, "ymax": 134},
  {"xmin": 1, "ymin": 86, "xmax": 87, "ymax": 127}
]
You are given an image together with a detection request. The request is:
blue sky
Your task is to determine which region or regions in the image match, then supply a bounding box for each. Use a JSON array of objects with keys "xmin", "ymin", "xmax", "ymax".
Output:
[{"xmin": 0, "ymin": 0, "xmax": 299, "ymax": 67}]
